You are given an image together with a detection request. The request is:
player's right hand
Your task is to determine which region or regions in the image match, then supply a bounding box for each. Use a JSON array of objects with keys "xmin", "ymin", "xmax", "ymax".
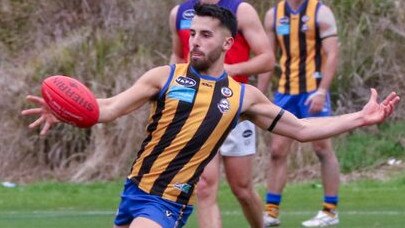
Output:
[{"xmin": 21, "ymin": 95, "xmax": 60, "ymax": 136}]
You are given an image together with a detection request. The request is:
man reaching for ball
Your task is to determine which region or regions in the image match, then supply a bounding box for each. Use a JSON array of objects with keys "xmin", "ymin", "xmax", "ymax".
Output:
[{"xmin": 22, "ymin": 4, "xmax": 399, "ymax": 228}]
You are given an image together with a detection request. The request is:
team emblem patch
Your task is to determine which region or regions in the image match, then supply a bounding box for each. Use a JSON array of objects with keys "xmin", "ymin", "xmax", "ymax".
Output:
[
  {"xmin": 221, "ymin": 87, "xmax": 233, "ymax": 97},
  {"xmin": 176, "ymin": 76, "xmax": 196, "ymax": 87},
  {"xmin": 217, "ymin": 98, "xmax": 230, "ymax": 113},
  {"xmin": 301, "ymin": 24, "xmax": 309, "ymax": 32},
  {"xmin": 302, "ymin": 15, "xmax": 310, "ymax": 22}
]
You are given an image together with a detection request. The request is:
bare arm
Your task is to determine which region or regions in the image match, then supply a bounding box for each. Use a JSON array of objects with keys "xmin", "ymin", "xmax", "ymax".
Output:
[
  {"xmin": 307, "ymin": 5, "xmax": 339, "ymax": 113},
  {"xmin": 224, "ymin": 3, "xmax": 275, "ymax": 77},
  {"xmin": 169, "ymin": 5, "xmax": 186, "ymax": 64},
  {"xmin": 97, "ymin": 66, "xmax": 170, "ymax": 122},
  {"xmin": 242, "ymin": 85, "xmax": 400, "ymax": 142},
  {"xmin": 257, "ymin": 7, "xmax": 277, "ymax": 94},
  {"xmin": 22, "ymin": 66, "xmax": 171, "ymax": 135}
]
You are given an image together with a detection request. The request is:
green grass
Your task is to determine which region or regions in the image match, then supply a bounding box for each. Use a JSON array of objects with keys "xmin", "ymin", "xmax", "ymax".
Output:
[
  {"xmin": 336, "ymin": 121, "xmax": 405, "ymax": 173},
  {"xmin": 1, "ymin": 175, "xmax": 405, "ymax": 227}
]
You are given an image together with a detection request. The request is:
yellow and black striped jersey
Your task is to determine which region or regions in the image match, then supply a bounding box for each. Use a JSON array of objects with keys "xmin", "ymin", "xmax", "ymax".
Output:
[
  {"xmin": 274, "ymin": 0, "xmax": 323, "ymax": 94},
  {"xmin": 128, "ymin": 63, "xmax": 243, "ymax": 205}
]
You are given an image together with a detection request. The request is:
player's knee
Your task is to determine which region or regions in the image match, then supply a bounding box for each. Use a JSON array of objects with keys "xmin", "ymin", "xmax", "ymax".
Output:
[
  {"xmin": 313, "ymin": 145, "xmax": 336, "ymax": 162},
  {"xmin": 196, "ymin": 180, "xmax": 217, "ymax": 200},
  {"xmin": 270, "ymin": 145, "xmax": 288, "ymax": 161},
  {"xmin": 231, "ymin": 184, "xmax": 252, "ymax": 203},
  {"xmin": 269, "ymin": 141, "xmax": 289, "ymax": 159}
]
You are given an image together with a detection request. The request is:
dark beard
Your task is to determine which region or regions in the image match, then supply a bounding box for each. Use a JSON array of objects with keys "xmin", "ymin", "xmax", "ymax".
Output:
[{"xmin": 190, "ymin": 47, "xmax": 222, "ymax": 72}]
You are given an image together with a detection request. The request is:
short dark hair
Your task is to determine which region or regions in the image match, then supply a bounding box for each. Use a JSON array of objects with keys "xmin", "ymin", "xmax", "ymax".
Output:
[{"xmin": 193, "ymin": 2, "xmax": 238, "ymax": 38}]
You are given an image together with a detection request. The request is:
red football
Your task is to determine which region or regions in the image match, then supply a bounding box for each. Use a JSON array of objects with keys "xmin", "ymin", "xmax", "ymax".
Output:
[{"xmin": 41, "ymin": 75, "xmax": 99, "ymax": 128}]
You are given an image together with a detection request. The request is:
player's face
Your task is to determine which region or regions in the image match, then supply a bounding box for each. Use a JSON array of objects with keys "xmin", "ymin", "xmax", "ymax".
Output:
[{"xmin": 189, "ymin": 15, "xmax": 232, "ymax": 72}]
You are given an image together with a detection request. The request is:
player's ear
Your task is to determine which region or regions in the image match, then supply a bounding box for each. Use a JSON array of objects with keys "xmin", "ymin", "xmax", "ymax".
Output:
[{"xmin": 223, "ymin": 36, "xmax": 234, "ymax": 51}]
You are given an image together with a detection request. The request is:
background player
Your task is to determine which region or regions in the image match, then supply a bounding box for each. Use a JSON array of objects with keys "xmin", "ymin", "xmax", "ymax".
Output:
[{"xmin": 260, "ymin": 0, "xmax": 341, "ymax": 226}]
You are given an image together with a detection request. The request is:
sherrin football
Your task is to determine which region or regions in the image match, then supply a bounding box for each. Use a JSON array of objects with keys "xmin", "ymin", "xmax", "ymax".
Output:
[{"xmin": 41, "ymin": 75, "xmax": 99, "ymax": 128}]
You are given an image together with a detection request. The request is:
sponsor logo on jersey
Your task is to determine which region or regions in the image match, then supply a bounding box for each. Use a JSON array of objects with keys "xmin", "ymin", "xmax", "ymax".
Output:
[
  {"xmin": 168, "ymin": 86, "xmax": 196, "ymax": 103},
  {"xmin": 221, "ymin": 87, "xmax": 233, "ymax": 97},
  {"xmin": 202, "ymin": 82, "xmax": 213, "ymax": 88},
  {"xmin": 279, "ymin": 16, "xmax": 289, "ymax": 24},
  {"xmin": 217, "ymin": 98, "xmax": 230, "ymax": 113},
  {"xmin": 176, "ymin": 76, "xmax": 196, "ymax": 87},
  {"xmin": 174, "ymin": 183, "xmax": 192, "ymax": 194},
  {"xmin": 182, "ymin": 9, "xmax": 195, "ymax": 20}
]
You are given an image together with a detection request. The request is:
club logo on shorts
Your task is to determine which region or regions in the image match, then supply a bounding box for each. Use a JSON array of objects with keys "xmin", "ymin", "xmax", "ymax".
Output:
[
  {"xmin": 182, "ymin": 9, "xmax": 195, "ymax": 20},
  {"xmin": 242, "ymin": 129, "xmax": 253, "ymax": 138},
  {"xmin": 221, "ymin": 87, "xmax": 233, "ymax": 97},
  {"xmin": 176, "ymin": 76, "xmax": 196, "ymax": 87},
  {"xmin": 217, "ymin": 98, "xmax": 230, "ymax": 113},
  {"xmin": 174, "ymin": 183, "xmax": 192, "ymax": 194},
  {"xmin": 165, "ymin": 210, "xmax": 173, "ymax": 217}
]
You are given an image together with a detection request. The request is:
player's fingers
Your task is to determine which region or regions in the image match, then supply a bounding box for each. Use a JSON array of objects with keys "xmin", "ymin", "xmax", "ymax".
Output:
[
  {"xmin": 369, "ymin": 88, "xmax": 378, "ymax": 103},
  {"xmin": 29, "ymin": 116, "xmax": 44, "ymax": 128},
  {"xmin": 382, "ymin": 92, "xmax": 397, "ymax": 106},
  {"xmin": 40, "ymin": 121, "xmax": 51, "ymax": 136},
  {"xmin": 21, "ymin": 108, "xmax": 43, "ymax": 116},
  {"xmin": 26, "ymin": 95, "xmax": 45, "ymax": 106}
]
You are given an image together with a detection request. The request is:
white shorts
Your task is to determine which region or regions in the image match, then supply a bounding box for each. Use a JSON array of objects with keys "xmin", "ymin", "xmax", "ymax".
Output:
[{"xmin": 219, "ymin": 120, "xmax": 256, "ymax": 157}]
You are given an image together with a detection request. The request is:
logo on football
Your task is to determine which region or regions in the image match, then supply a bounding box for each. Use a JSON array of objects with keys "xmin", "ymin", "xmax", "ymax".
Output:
[{"xmin": 41, "ymin": 75, "xmax": 99, "ymax": 128}]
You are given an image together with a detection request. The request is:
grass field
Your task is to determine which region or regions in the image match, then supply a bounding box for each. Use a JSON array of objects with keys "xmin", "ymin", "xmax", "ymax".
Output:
[{"xmin": 1, "ymin": 174, "xmax": 405, "ymax": 228}]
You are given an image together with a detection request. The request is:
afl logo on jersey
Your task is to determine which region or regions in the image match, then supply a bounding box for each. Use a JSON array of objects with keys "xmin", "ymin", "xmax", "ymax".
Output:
[
  {"xmin": 182, "ymin": 9, "xmax": 195, "ymax": 20},
  {"xmin": 176, "ymin": 76, "xmax": 196, "ymax": 87},
  {"xmin": 217, "ymin": 98, "xmax": 230, "ymax": 113},
  {"xmin": 221, "ymin": 87, "xmax": 233, "ymax": 97}
]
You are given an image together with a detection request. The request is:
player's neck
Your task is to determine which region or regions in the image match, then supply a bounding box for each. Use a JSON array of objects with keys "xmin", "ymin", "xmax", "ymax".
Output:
[
  {"xmin": 196, "ymin": 61, "xmax": 225, "ymax": 78},
  {"xmin": 286, "ymin": 0, "xmax": 306, "ymax": 11}
]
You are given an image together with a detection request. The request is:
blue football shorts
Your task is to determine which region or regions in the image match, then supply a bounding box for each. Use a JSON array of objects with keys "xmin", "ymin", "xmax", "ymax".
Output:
[
  {"xmin": 114, "ymin": 179, "xmax": 193, "ymax": 228},
  {"xmin": 274, "ymin": 90, "xmax": 332, "ymax": 119}
]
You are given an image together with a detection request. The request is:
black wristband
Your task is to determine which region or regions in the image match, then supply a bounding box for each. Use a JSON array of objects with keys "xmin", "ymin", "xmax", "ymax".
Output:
[{"xmin": 267, "ymin": 109, "xmax": 285, "ymax": 132}]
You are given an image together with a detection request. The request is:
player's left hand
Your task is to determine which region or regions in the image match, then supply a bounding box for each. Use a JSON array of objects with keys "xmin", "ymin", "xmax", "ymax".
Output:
[
  {"xmin": 361, "ymin": 88, "xmax": 400, "ymax": 125},
  {"xmin": 305, "ymin": 92, "xmax": 326, "ymax": 113},
  {"xmin": 21, "ymin": 95, "xmax": 60, "ymax": 135}
]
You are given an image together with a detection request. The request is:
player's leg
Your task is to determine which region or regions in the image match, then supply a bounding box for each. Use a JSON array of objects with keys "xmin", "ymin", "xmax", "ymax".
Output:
[
  {"xmin": 264, "ymin": 134, "xmax": 294, "ymax": 227},
  {"xmin": 223, "ymin": 155, "xmax": 263, "ymax": 228},
  {"xmin": 196, "ymin": 153, "xmax": 221, "ymax": 228},
  {"xmin": 264, "ymin": 92, "xmax": 297, "ymax": 226},
  {"xmin": 300, "ymin": 91, "xmax": 339, "ymax": 227},
  {"xmin": 301, "ymin": 138, "xmax": 340, "ymax": 227},
  {"xmin": 220, "ymin": 120, "xmax": 262, "ymax": 227},
  {"xmin": 128, "ymin": 217, "xmax": 161, "ymax": 228}
]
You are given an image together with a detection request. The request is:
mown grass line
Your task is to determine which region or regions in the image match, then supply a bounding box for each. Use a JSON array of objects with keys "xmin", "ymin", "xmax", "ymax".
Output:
[{"xmin": 1, "ymin": 175, "xmax": 405, "ymax": 228}]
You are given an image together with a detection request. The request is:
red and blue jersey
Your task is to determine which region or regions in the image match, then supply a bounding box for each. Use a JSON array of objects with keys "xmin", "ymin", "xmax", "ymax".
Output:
[{"xmin": 176, "ymin": 0, "xmax": 250, "ymax": 83}]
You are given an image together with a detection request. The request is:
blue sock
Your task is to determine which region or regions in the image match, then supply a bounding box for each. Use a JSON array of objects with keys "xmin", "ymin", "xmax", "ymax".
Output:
[
  {"xmin": 266, "ymin": 192, "xmax": 282, "ymax": 205},
  {"xmin": 324, "ymin": 195, "xmax": 339, "ymax": 205}
]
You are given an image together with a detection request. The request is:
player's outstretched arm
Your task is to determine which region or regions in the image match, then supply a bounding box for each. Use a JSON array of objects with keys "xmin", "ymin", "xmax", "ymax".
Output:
[
  {"xmin": 97, "ymin": 66, "xmax": 169, "ymax": 123},
  {"xmin": 243, "ymin": 86, "xmax": 400, "ymax": 142},
  {"xmin": 22, "ymin": 65, "xmax": 170, "ymax": 135}
]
